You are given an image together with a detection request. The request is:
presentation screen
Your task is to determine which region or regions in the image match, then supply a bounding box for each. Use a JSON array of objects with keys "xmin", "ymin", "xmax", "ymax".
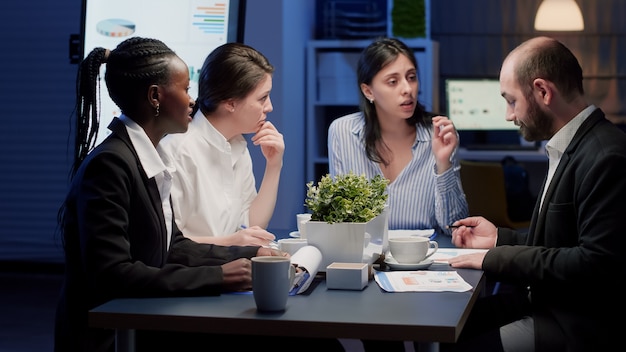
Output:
[
  {"xmin": 80, "ymin": 0, "xmax": 246, "ymax": 147},
  {"xmin": 445, "ymin": 79, "xmax": 517, "ymax": 131}
]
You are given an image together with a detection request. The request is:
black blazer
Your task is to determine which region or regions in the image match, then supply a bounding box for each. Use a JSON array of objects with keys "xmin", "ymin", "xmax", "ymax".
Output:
[
  {"xmin": 489, "ymin": 108, "xmax": 626, "ymax": 351},
  {"xmin": 54, "ymin": 118, "xmax": 259, "ymax": 352}
]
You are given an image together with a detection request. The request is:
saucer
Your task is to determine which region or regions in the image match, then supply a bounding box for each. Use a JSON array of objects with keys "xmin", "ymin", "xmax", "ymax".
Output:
[
  {"xmin": 384, "ymin": 257, "xmax": 433, "ymax": 271},
  {"xmin": 289, "ymin": 231, "xmax": 301, "ymax": 238}
]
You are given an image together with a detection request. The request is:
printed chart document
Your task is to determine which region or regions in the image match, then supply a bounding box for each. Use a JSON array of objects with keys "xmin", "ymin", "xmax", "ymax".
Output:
[
  {"xmin": 388, "ymin": 229, "xmax": 435, "ymax": 238},
  {"xmin": 375, "ymin": 270, "xmax": 473, "ymax": 292},
  {"xmin": 430, "ymin": 248, "xmax": 488, "ymax": 263}
]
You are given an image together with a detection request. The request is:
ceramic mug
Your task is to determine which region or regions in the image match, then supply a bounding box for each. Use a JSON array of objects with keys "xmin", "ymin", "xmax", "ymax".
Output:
[
  {"xmin": 388, "ymin": 237, "xmax": 438, "ymax": 264},
  {"xmin": 296, "ymin": 213, "xmax": 312, "ymax": 238},
  {"xmin": 278, "ymin": 238, "xmax": 308, "ymax": 255},
  {"xmin": 251, "ymin": 256, "xmax": 296, "ymax": 312}
]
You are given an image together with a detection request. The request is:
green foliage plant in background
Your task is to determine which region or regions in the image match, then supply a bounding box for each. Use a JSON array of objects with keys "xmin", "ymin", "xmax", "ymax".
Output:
[{"xmin": 391, "ymin": 0, "xmax": 426, "ymax": 38}]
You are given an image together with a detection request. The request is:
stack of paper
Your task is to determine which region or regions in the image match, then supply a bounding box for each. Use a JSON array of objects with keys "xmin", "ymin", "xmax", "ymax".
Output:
[
  {"xmin": 388, "ymin": 229, "xmax": 435, "ymax": 239},
  {"xmin": 374, "ymin": 271, "xmax": 473, "ymax": 292},
  {"xmin": 430, "ymin": 248, "xmax": 488, "ymax": 263}
]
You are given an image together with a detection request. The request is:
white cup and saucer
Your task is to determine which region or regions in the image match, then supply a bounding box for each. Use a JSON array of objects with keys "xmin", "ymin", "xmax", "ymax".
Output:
[
  {"xmin": 290, "ymin": 213, "xmax": 312, "ymax": 238},
  {"xmin": 384, "ymin": 237, "xmax": 438, "ymax": 270}
]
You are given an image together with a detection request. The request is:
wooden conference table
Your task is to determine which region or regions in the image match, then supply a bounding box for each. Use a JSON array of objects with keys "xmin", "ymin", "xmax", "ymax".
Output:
[{"xmin": 89, "ymin": 254, "xmax": 485, "ymax": 352}]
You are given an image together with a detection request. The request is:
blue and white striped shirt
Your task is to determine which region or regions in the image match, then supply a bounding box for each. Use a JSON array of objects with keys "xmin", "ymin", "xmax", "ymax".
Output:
[{"xmin": 328, "ymin": 112, "xmax": 468, "ymax": 235}]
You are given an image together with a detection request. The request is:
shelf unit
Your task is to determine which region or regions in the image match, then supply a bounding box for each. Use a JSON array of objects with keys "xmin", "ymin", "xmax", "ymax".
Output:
[{"xmin": 305, "ymin": 39, "xmax": 440, "ymax": 184}]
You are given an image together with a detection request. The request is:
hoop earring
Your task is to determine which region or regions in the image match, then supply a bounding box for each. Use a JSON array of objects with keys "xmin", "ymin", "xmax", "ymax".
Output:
[{"xmin": 154, "ymin": 104, "xmax": 160, "ymax": 117}]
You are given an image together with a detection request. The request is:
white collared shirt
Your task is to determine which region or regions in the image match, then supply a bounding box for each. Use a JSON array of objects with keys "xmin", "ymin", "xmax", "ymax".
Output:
[
  {"xmin": 119, "ymin": 115, "xmax": 174, "ymax": 249},
  {"xmin": 159, "ymin": 109, "xmax": 257, "ymax": 238},
  {"xmin": 540, "ymin": 105, "xmax": 596, "ymax": 210}
]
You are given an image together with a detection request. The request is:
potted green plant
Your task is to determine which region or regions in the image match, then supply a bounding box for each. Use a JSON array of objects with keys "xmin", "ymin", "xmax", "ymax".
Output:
[
  {"xmin": 303, "ymin": 172, "xmax": 390, "ymax": 270},
  {"xmin": 305, "ymin": 172, "xmax": 388, "ymax": 223}
]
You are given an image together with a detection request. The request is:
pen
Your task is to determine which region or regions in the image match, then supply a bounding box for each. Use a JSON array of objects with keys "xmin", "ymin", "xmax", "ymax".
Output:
[
  {"xmin": 266, "ymin": 241, "xmax": 280, "ymax": 250},
  {"xmin": 240, "ymin": 224, "xmax": 280, "ymax": 250},
  {"xmin": 445, "ymin": 225, "xmax": 474, "ymax": 229}
]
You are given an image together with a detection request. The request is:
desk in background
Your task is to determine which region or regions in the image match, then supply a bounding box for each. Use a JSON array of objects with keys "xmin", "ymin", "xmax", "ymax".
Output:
[
  {"xmin": 457, "ymin": 147, "xmax": 548, "ymax": 198},
  {"xmin": 457, "ymin": 147, "xmax": 546, "ymax": 162},
  {"xmin": 90, "ymin": 267, "xmax": 484, "ymax": 352}
]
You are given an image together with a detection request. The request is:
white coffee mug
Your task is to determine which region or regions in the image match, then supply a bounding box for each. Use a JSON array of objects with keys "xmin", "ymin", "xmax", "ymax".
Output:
[
  {"xmin": 388, "ymin": 237, "xmax": 438, "ymax": 264},
  {"xmin": 278, "ymin": 238, "xmax": 308, "ymax": 255},
  {"xmin": 251, "ymin": 256, "xmax": 296, "ymax": 312}
]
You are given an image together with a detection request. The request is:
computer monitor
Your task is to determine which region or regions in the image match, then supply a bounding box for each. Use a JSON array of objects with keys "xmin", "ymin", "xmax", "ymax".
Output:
[
  {"xmin": 445, "ymin": 78, "xmax": 516, "ymax": 131},
  {"xmin": 79, "ymin": 0, "xmax": 246, "ymax": 148}
]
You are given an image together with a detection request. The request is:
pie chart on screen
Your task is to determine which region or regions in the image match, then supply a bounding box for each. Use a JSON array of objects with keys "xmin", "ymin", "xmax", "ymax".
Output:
[{"xmin": 96, "ymin": 19, "xmax": 136, "ymax": 37}]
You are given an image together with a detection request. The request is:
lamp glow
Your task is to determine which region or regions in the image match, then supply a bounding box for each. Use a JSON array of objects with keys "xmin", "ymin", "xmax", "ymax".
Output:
[{"xmin": 534, "ymin": 0, "xmax": 584, "ymax": 31}]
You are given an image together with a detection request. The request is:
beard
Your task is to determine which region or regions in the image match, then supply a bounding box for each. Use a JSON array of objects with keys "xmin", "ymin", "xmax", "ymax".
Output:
[{"xmin": 518, "ymin": 96, "xmax": 553, "ymax": 142}]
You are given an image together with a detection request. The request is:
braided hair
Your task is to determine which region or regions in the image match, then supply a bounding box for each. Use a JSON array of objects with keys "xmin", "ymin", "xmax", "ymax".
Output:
[{"xmin": 72, "ymin": 37, "xmax": 176, "ymax": 176}]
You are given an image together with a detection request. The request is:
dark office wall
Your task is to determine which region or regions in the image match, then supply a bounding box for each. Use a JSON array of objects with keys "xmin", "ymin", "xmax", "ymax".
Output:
[
  {"xmin": 244, "ymin": 0, "xmax": 315, "ymax": 231},
  {"xmin": 431, "ymin": 0, "xmax": 626, "ymax": 124},
  {"xmin": 0, "ymin": 1, "xmax": 79, "ymax": 262}
]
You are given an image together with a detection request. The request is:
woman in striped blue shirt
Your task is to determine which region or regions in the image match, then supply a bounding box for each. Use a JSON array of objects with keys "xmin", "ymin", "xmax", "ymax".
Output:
[{"xmin": 328, "ymin": 37, "xmax": 468, "ymax": 235}]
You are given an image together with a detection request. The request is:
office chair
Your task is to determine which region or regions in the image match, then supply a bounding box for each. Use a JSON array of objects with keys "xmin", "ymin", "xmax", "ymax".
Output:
[{"xmin": 459, "ymin": 159, "xmax": 531, "ymax": 230}]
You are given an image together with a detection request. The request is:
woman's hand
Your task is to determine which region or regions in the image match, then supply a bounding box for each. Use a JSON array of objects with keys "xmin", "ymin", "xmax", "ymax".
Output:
[
  {"xmin": 252, "ymin": 120, "xmax": 284, "ymax": 168},
  {"xmin": 218, "ymin": 226, "xmax": 276, "ymax": 247},
  {"xmin": 256, "ymin": 247, "xmax": 290, "ymax": 258},
  {"xmin": 431, "ymin": 115, "xmax": 458, "ymax": 174},
  {"xmin": 185, "ymin": 226, "xmax": 275, "ymax": 247}
]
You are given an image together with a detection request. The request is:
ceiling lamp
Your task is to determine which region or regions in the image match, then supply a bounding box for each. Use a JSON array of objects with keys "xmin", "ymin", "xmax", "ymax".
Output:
[{"xmin": 534, "ymin": 0, "xmax": 584, "ymax": 31}]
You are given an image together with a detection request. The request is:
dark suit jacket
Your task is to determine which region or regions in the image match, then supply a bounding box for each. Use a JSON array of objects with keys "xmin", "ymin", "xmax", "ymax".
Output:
[
  {"xmin": 54, "ymin": 118, "xmax": 259, "ymax": 352},
  {"xmin": 488, "ymin": 108, "xmax": 626, "ymax": 351}
]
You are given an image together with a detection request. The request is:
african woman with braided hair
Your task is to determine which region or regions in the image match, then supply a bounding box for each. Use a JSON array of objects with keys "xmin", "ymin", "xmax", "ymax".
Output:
[{"xmin": 54, "ymin": 37, "xmax": 290, "ymax": 352}]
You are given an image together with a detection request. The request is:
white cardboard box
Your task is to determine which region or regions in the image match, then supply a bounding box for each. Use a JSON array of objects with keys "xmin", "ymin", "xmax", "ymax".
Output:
[{"xmin": 326, "ymin": 262, "xmax": 368, "ymax": 290}]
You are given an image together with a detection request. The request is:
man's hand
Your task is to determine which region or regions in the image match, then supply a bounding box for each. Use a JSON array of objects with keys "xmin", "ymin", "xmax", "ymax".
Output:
[
  {"xmin": 221, "ymin": 258, "xmax": 252, "ymax": 291},
  {"xmin": 449, "ymin": 216, "xmax": 498, "ymax": 249},
  {"xmin": 447, "ymin": 251, "xmax": 487, "ymax": 270}
]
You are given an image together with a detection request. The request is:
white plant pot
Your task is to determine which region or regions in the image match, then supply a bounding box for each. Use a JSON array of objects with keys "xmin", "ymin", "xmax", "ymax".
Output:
[{"xmin": 305, "ymin": 207, "xmax": 389, "ymax": 271}]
